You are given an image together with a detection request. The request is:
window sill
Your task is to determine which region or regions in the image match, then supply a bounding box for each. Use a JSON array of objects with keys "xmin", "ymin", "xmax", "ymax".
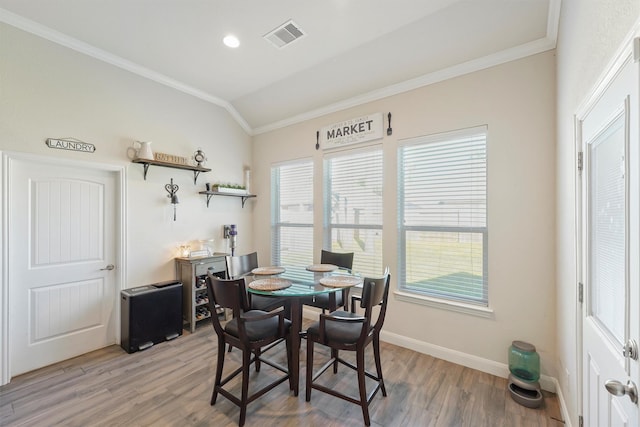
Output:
[{"xmin": 394, "ymin": 290, "xmax": 494, "ymax": 319}]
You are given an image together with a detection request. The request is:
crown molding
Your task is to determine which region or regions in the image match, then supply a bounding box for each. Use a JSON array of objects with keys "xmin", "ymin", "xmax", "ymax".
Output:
[
  {"xmin": 547, "ymin": 0, "xmax": 562, "ymax": 43},
  {"xmin": 0, "ymin": 8, "xmax": 252, "ymax": 135},
  {"xmin": 253, "ymin": 1, "xmax": 561, "ymax": 135},
  {"xmin": 253, "ymin": 35, "xmax": 557, "ymax": 135},
  {"xmin": 1, "ymin": 2, "xmax": 560, "ymax": 138}
]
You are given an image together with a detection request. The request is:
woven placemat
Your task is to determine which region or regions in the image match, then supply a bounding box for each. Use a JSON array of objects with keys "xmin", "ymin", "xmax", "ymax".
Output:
[
  {"xmin": 319, "ymin": 276, "xmax": 363, "ymax": 288},
  {"xmin": 249, "ymin": 278, "xmax": 292, "ymax": 291},
  {"xmin": 251, "ymin": 266, "xmax": 286, "ymax": 275},
  {"xmin": 306, "ymin": 263, "xmax": 338, "ymax": 272}
]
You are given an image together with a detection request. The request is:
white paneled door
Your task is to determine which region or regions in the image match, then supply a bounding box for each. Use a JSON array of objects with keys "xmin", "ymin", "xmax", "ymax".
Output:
[
  {"xmin": 8, "ymin": 158, "xmax": 118, "ymax": 376},
  {"xmin": 580, "ymin": 45, "xmax": 639, "ymax": 426}
]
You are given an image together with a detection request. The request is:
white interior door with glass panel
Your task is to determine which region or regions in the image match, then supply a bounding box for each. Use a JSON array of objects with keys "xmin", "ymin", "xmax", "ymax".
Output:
[{"xmin": 580, "ymin": 47, "xmax": 639, "ymax": 426}]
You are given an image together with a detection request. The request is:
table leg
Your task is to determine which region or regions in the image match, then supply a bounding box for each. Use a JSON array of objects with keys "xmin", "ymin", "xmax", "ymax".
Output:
[
  {"xmin": 328, "ymin": 292, "xmax": 337, "ymax": 312},
  {"xmin": 328, "ymin": 288, "xmax": 350, "ymax": 312},
  {"xmin": 289, "ymin": 297, "xmax": 302, "ymax": 396}
]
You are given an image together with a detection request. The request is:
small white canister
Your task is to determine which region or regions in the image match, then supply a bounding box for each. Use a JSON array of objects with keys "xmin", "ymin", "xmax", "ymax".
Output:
[{"xmin": 244, "ymin": 169, "xmax": 251, "ymax": 194}]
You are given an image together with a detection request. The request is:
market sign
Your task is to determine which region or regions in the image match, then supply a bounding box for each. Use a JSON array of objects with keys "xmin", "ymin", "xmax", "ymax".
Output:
[
  {"xmin": 320, "ymin": 113, "xmax": 383, "ymax": 150},
  {"xmin": 46, "ymin": 138, "xmax": 96, "ymax": 153}
]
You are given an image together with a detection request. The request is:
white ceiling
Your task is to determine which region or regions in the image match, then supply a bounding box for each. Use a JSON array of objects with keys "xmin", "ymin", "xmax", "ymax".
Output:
[{"xmin": 0, "ymin": 0, "xmax": 560, "ymax": 134}]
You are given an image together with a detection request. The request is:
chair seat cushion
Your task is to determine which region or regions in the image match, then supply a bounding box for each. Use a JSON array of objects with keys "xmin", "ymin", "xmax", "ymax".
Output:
[
  {"xmin": 225, "ymin": 310, "xmax": 291, "ymax": 342},
  {"xmin": 307, "ymin": 310, "xmax": 370, "ymax": 344}
]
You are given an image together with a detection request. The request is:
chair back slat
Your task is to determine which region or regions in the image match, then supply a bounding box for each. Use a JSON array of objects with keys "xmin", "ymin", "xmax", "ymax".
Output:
[
  {"xmin": 207, "ymin": 275, "xmax": 249, "ymax": 320},
  {"xmin": 226, "ymin": 252, "xmax": 259, "ymax": 279},
  {"xmin": 360, "ymin": 271, "xmax": 391, "ymax": 330},
  {"xmin": 320, "ymin": 250, "xmax": 354, "ymax": 271}
]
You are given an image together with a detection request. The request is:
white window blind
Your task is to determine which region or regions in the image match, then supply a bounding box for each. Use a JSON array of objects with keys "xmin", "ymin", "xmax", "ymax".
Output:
[
  {"xmin": 398, "ymin": 127, "xmax": 488, "ymax": 305},
  {"xmin": 324, "ymin": 148, "xmax": 383, "ymax": 277},
  {"xmin": 589, "ymin": 113, "xmax": 625, "ymax": 343},
  {"xmin": 271, "ymin": 160, "xmax": 314, "ymax": 270}
]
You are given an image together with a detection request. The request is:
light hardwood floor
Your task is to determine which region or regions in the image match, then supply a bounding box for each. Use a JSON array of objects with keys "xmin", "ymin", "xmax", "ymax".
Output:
[{"xmin": 0, "ymin": 325, "xmax": 564, "ymax": 427}]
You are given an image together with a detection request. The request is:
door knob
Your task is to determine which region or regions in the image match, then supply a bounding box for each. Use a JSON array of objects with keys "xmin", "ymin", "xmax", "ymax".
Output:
[
  {"xmin": 623, "ymin": 339, "xmax": 638, "ymax": 360},
  {"xmin": 605, "ymin": 379, "xmax": 638, "ymax": 404},
  {"xmin": 100, "ymin": 264, "xmax": 115, "ymax": 271}
]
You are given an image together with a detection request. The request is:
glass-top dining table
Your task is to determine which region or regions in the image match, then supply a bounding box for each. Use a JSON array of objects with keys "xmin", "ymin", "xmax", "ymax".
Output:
[{"xmin": 246, "ymin": 265, "xmax": 362, "ymax": 396}]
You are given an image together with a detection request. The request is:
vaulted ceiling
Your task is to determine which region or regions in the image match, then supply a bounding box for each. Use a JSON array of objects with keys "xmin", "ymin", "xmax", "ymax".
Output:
[{"xmin": 0, "ymin": 0, "xmax": 560, "ymax": 134}]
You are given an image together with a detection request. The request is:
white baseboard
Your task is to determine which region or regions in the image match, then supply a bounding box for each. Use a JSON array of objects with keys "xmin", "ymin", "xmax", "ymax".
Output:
[
  {"xmin": 303, "ymin": 309, "xmax": 566, "ymax": 409},
  {"xmin": 380, "ymin": 329, "xmax": 556, "ymax": 392},
  {"xmin": 551, "ymin": 377, "xmax": 573, "ymax": 427}
]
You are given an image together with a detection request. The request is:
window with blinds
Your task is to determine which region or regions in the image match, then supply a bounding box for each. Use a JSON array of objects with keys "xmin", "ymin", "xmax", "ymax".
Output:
[
  {"xmin": 398, "ymin": 126, "xmax": 488, "ymax": 306},
  {"xmin": 271, "ymin": 160, "xmax": 314, "ymax": 270},
  {"xmin": 324, "ymin": 148, "xmax": 383, "ymax": 277}
]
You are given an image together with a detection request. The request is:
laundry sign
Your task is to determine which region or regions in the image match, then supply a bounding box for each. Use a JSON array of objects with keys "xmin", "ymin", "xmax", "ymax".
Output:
[
  {"xmin": 320, "ymin": 113, "xmax": 383, "ymax": 149},
  {"xmin": 46, "ymin": 138, "xmax": 96, "ymax": 153}
]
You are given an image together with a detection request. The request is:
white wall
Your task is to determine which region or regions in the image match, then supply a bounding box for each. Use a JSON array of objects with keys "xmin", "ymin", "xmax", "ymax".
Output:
[
  {"xmin": 555, "ymin": 1, "xmax": 640, "ymax": 425},
  {"xmin": 253, "ymin": 52, "xmax": 557, "ymax": 379},
  {"xmin": 0, "ymin": 22, "xmax": 254, "ymax": 286}
]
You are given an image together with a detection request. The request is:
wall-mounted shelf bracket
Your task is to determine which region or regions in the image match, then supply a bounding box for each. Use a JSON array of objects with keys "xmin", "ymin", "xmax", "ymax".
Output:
[{"xmin": 199, "ymin": 191, "xmax": 256, "ymax": 208}]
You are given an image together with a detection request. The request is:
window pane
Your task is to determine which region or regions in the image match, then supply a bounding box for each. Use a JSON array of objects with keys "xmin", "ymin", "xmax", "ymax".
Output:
[
  {"xmin": 589, "ymin": 113, "xmax": 625, "ymax": 343},
  {"xmin": 402, "ymin": 136, "xmax": 486, "ymax": 227},
  {"xmin": 330, "ymin": 227, "xmax": 383, "ymax": 275},
  {"xmin": 325, "ymin": 149, "xmax": 383, "ymax": 277},
  {"xmin": 404, "ymin": 230, "xmax": 485, "ymax": 303},
  {"xmin": 399, "ymin": 127, "xmax": 488, "ymax": 305},
  {"xmin": 275, "ymin": 225, "xmax": 314, "ymax": 266},
  {"xmin": 272, "ymin": 161, "xmax": 313, "ymax": 267}
]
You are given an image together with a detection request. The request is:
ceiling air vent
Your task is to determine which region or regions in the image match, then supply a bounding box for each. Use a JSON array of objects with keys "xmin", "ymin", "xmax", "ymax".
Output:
[{"xmin": 263, "ymin": 20, "xmax": 305, "ymax": 48}]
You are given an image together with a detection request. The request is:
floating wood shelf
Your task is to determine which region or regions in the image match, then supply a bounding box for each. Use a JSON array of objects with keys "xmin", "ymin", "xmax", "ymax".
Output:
[
  {"xmin": 199, "ymin": 191, "xmax": 256, "ymax": 208},
  {"xmin": 132, "ymin": 158, "xmax": 211, "ymax": 184}
]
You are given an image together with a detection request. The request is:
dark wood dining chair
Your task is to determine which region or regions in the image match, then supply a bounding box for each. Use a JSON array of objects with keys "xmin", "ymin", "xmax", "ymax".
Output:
[
  {"xmin": 226, "ymin": 252, "xmax": 289, "ymax": 314},
  {"xmin": 225, "ymin": 252, "xmax": 291, "ymax": 371},
  {"xmin": 303, "ymin": 249, "xmax": 354, "ymax": 312},
  {"xmin": 305, "ymin": 269, "xmax": 390, "ymax": 426},
  {"xmin": 206, "ymin": 274, "xmax": 293, "ymax": 427}
]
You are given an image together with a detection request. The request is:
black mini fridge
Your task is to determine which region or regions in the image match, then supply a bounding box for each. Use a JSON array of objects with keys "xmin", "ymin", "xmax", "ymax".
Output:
[{"xmin": 120, "ymin": 280, "xmax": 183, "ymax": 353}]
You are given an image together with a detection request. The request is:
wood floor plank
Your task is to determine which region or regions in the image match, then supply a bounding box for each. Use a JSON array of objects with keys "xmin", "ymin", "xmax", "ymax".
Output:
[{"xmin": 0, "ymin": 325, "xmax": 564, "ymax": 426}]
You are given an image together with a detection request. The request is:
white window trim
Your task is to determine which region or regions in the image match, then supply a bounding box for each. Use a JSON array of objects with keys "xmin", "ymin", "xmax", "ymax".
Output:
[
  {"xmin": 397, "ymin": 124, "xmax": 489, "ymax": 307},
  {"xmin": 394, "ymin": 290, "xmax": 494, "ymax": 319}
]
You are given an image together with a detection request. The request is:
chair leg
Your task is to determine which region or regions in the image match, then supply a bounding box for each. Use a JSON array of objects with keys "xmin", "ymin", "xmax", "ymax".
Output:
[
  {"xmin": 305, "ymin": 336, "xmax": 314, "ymax": 401},
  {"xmin": 286, "ymin": 334, "xmax": 294, "ymax": 391},
  {"xmin": 356, "ymin": 347, "xmax": 371, "ymax": 426},
  {"xmin": 254, "ymin": 348, "xmax": 261, "ymax": 372},
  {"xmin": 228, "ymin": 343, "xmax": 233, "ymax": 352},
  {"xmin": 373, "ymin": 334, "xmax": 387, "ymax": 396},
  {"xmin": 212, "ymin": 337, "xmax": 226, "ymax": 405},
  {"xmin": 239, "ymin": 349, "xmax": 251, "ymax": 427},
  {"xmin": 332, "ymin": 348, "xmax": 339, "ymax": 374}
]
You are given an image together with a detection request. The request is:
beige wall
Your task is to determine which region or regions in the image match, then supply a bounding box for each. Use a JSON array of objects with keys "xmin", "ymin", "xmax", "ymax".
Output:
[
  {"xmin": 556, "ymin": 1, "xmax": 640, "ymax": 425},
  {"xmin": 0, "ymin": 23, "xmax": 253, "ymax": 287},
  {"xmin": 253, "ymin": 51, "xmax": 557, "ymax": 376},
  {"xmin": 8, "ymin": 5, "xmax": 636, "ymax": 419}
]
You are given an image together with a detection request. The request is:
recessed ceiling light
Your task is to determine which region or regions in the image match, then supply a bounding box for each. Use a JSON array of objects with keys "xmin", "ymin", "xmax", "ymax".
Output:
[{"xmin": 223, "ymin": 35, "xmax": 240, "ymax": 48}]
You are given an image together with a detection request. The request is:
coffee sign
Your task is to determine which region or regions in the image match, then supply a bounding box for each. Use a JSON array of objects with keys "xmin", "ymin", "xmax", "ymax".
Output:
[{"xmin": 320, "ymin": 113, "xmax": 383, "ymax": 149}]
